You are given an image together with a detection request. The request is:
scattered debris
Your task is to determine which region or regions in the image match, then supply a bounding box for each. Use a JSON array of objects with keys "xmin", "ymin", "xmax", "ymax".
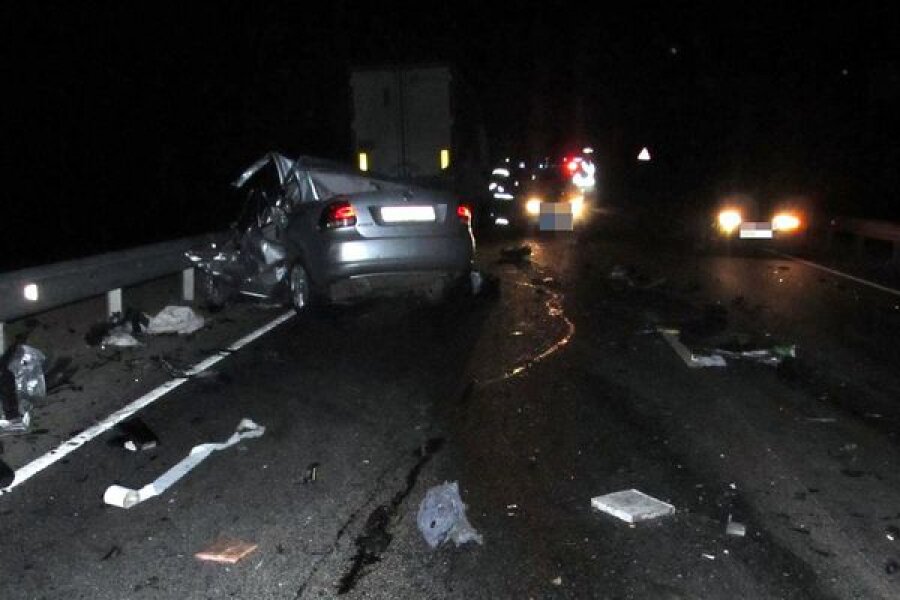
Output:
[
  {"xmin": 642, "ymin": 277, "xmax": 667, "ymax": 290},
  {"xmin": 659, "ymin": 329, "xmax": 727, "ymax": 368},
  {"xmin": 103, "ymin": 419, "xmax": 264, "ymax": 509},
  {"xmin": 702, "ymin": 553, "xmax": 716, "ymax": 561},
  {"xmin": 102, "ymin": 330, "xmax": 141, "ymax": 349},
  {"xmin": 0, "ymin": 345, "xmax": 46, "ymax": 435},
  {"xmin": 195, "ymin": 537, "xmax": 258, "ymax": 564},
  {"xmin": 108, "ymin": 418, "xmax": 159, "ymax": 452},
  {"xmin": 726, "ymin": 516, "xmax": 747, "ymax": 537},
  {"xmin": 609, "ymin": 265, "xmax": 632, "ymax": 282},
  {"xmin": 101, "ymin": 546, "xmax": 122, "ymax": 561},
  {"xmin": 805, "ymin": 417, "xmax": 837, "ymax": 424},
  {"xmin": 85, "ymin": 308, "xmax": 148, "ymax": 347},
  {"xmin": 886, "ymin": 560, "xmax": 899, "ymax": 575},
  {"xmin": 417, "ymin": 481, "xmax": 483, "ymax": 548},
  {"xmin": 146, "ymin": 306, "xmax": 205, "ymax": 335},
  {"xmin": 300, "ymin": 462, "xmax": 320, "ymax": 484},
  {"xmin": 470, "ymin": 270, "xmax": 483, "ymax": 295},
  {"xmin": 498, "ymin": 245, "xmax": 531, "ymax": 264},
  {"xmin": 551, "ymin": 576, "xmax": 563, "ymax": 586},
  {"xmin": 591, "ymin": 489, "xmax": 676, "ymax": 523},
  {"xmin": 0, "ymin": 458, "xmax": 13, "ymax": 488},
  {"xmin": 713, "ymin": 344, "xmax": 796, "ymax": 367},
  {"xmin": 886, "ymin": 526, "xmax": 899, "ymax": 542}
]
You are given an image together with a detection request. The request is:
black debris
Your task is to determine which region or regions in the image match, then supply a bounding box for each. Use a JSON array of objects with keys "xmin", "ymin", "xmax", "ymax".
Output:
[
  {"xmin": 101, "ymin": 546, "xmax": 122, "ymax": 561},
  {"xmin": 108, "ymin": 417, "xmax": 159, "ymax": 452},
  {"xmin": 886, "ymin": 560, "xmax": 898, "ymax": 575},
  {"xmin": 0, "ymin": 458, "xmax": 13, "ymax": 488},
  {"xmin": 300, "ymin": 462, "xmax": 320, "ymax": 484},
  {"xmin": 498, "ymin": 245, "xmax": 532, "ymax": 264}
]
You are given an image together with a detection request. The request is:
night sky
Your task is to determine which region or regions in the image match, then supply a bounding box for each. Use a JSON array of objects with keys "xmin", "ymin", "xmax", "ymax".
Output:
[{"xmin": 6, "ymin": 3, "xmax": 899, "ymax": 269}]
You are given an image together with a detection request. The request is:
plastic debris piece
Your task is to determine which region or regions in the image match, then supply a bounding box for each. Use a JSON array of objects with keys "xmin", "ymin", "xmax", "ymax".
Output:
[
  {"xmin": 886, "ymin": 526, "xmax": 899, "ymax": 541},
  {"xmin": 109, "ymin": 418, "xmax": 159, "ymax": 452},
  {"xmin": 702, "ymin": 553, "xmax": 716, "ymax": 560},
  {"xmin": 609, "ymin": 265, "xmax": 631, "ymax": 281},
  {"xmin": 300, "ymin": 462, "xmax": 320, "ymax": 484},
  {"xmin": 591, "ymin": 489, "xmax": 676, "ymax": 523},
  {"xmin": 726, "ymin": 519, "xmax": 747, "ymax": 537},
  {"xmin": 470, "ymin": 270, "xmax": 483, "ymax": 295},
  {"xmin": 499, "ymin": 245, "xmax": 531, "ymax": 263},
  {"xmin": 195, "ymin": 537, "xmax": 258, "ymax": 564},
  {"xmin": 86, "ymin": 308, "xmax": 148, "ymax": 346},
  {"xmin": 103, "ymin": 419, "xmax": 264, "ymax": 509},
  {"xmin": 806, "ymin": 417, "xmax": 837, "ymax": 423},
  {"xmin": 0, "ymin": 345, "xmax": 46, "ymax": 435},
  {"xmin": 146, "ymin": 306, "xmax": 205, "ymax": 335},
  {"xmin": 100, "ymin": 546, "xmax": 122, "ymax": 561},
  {"xmin": 102, "ymin": 329, "xmax": 141, "ymax": 348},
  {"xmin": 551, "ymin": 576, "xmax": 562, "ymax": 586},
  {"xmin": 417, "ymin": 481, "xmax": 483, "ymax": 548},
  {"xmin": 659, "ymin": 329, "xmax": 727, "ymax": 369}
]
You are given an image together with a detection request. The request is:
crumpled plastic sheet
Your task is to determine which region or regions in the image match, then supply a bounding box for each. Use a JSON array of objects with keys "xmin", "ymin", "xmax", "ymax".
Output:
[
  {"xmin": 147, "ymin": 306, "xmax": 205, "ymax": 335},
  {"xmin": 417, "ymin": 481, "xmax": 483, "ymax": 548},
  {"xmin": 0, "ymin": 345, "xmax": 46, "ymax": 434}
]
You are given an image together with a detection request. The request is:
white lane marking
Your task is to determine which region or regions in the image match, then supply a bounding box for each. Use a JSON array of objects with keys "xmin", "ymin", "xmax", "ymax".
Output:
[
  {"xmin": 1, "ymin": 310, "xmax": 295, "ymax": 495},
  {"xmin": 769, "ymin": 251, "xmax": 900, "ymax": 298}
]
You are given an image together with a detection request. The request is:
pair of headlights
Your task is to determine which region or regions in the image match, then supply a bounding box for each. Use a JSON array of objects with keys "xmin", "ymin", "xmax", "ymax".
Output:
[{"xmin": 717, "ymin": 209, "xmax": 801, "ymax": 233}]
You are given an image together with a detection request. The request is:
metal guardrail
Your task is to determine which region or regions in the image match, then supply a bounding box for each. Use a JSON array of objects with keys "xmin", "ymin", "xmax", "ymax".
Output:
[
  {"xmin": 829, "ymin": 217, "xmax": 900, "ymax": 261},
  {"xmin": 0, "ymin": 233, "xmax": 222, "ymax": 351}
]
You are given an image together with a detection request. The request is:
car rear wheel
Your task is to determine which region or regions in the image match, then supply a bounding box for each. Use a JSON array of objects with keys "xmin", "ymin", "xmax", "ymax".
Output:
[{"xmin": 289, "ymin": 263, "xmax": 311, "ymax": 312}]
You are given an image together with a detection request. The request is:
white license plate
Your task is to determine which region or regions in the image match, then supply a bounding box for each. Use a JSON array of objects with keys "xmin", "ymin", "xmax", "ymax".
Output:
[
  {"xmin": 739, "ymin": 223, "xmax": 773, "ymax": 239},
  {"xmin": 381, "ymin": 206, "xmax": 436, "ymax": 223}
]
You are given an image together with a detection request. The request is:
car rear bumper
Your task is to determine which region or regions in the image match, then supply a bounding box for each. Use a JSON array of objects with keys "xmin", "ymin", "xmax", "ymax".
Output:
[{"xmin": 317, "ymin": 235, "xmax": 473, "ymax": 300}]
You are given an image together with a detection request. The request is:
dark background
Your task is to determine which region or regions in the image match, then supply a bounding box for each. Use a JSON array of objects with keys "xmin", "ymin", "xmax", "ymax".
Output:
[{"xmin": 5, "ymin": 3, "xmax": 899, "ymax": 270}]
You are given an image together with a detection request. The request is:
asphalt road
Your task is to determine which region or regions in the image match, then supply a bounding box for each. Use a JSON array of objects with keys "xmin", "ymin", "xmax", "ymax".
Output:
[{"xmin": 3, "ymin": 211, "xmax": 900, "ymax": 599}]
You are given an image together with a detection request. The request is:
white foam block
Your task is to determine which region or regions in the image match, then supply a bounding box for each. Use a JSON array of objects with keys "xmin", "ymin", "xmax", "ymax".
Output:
[{"xmin": 591, "ymin": 489, "xmax": 676, "ymax": 523}]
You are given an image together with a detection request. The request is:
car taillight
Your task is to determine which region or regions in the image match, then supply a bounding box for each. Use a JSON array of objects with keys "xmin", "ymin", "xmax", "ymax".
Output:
[
  {"xmin": 322, "ymin": 200, "xmax": 357, "ymax": 229},
  {"xmin": 457, "ymin": 203, "xmax": 472, "ymax": 224}
]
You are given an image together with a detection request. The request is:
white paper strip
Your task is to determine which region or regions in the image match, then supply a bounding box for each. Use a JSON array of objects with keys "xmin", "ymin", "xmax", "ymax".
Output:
[{"xmin": 103, "ymin": 419, "xmax": 265, "ymax": 509}]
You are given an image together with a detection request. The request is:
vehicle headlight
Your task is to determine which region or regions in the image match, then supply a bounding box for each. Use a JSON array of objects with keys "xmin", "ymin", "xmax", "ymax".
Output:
[
  {"xmin": 526, "ymin": 198, "xmax": 542, "ymax": 215},
  {"xmin": 772, "ymin": 213, "xmax": 801, "ymax": 232},
  {"xmin": 569, "ymin": 195, "xmax": 585, "ymax": 218},
  {"xmin": 717, "ymin": 209, "xmax": 742, "ymax": 233}
]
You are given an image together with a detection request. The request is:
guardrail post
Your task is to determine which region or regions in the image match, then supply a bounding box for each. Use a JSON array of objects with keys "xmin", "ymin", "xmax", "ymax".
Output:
[
  {"xmin": 182, "ymin": 268, "xmax": 195, "ymax": 302},
  {"xmin": 107, "ymin": 288, "xmax": 123, "ymax": 318}
]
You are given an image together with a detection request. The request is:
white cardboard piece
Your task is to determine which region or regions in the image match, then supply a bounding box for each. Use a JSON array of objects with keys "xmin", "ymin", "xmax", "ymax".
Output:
[{"xmin": 591, "ymin": 489, "xmax": 676, "ymax": 523}]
